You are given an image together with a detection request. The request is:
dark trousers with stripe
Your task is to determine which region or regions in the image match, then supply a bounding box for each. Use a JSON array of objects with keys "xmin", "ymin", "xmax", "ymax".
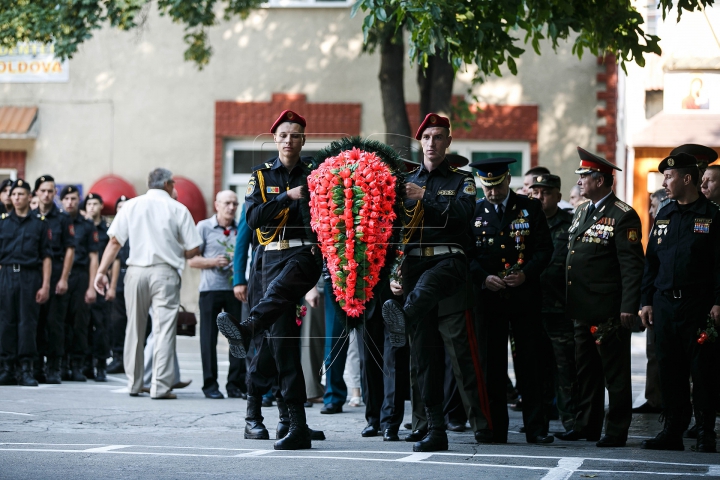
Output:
[
  {"xmin": 477, "ymin": 288, "xmax": 548, "ymax": 442},
  {"xmin": 403, "ymin": 255, "xmax": 491, "ymax": 433}
]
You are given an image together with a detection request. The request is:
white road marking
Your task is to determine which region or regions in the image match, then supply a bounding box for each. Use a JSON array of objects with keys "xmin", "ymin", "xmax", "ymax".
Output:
[
  {"xmin": 0, "ymin": 411, "xmax": 34, "ymax": 416},
  {"xmin": 542, "ymin": 457, "xmax": 584, "ymax": 480},
  {"xmin": 395, "ymin": 452, "xmax": 432, "ymax": 462},
  {"xmin": 82, "ymin": 445, "xmax": 130, "ymax": 453},
  {"xmin": 0, "ymin": 443, "xmax": 715, "ymax": 476}
]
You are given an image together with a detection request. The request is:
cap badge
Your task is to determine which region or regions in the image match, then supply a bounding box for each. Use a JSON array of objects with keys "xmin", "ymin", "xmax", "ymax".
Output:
[
  {"xmin": 18, "ymin": 180, "xmax": 22, "ymax": 186},
  {"xmin": 537, "ymin": 176, "xmax": 543, "ymax": 182},
  {"xmin": 430, "ymin": 116, "xmax": 437, "ymax": 124},
  {"xmin": 668, "ymin": 158, "xmax": 675, "ymax": 167},
  {"xmin": 487, "ymin": 173, "xmax": 493, "ymax": 178},
  {"xmin": 287, "ymin": 112, "xmax": 294, "ymax": 120},
  {"xmin": 40, "ymin": 177, "xmax": 45, "ymax": 182}
]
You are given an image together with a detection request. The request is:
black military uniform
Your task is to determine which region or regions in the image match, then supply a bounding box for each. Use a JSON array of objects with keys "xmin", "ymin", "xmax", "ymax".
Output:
[
  {"xmin": 61, "ymin": 186, "xmax": 99, "ymax": 382},
  {"xmin": 0, "ymin": 178, "xmax": 12, "ymax": 215},
  {"xmin": 107, "ymin": 195, "xmax": 131, "ymax": 374},
  {"xmin": 561, "ymin": 148, "xmax": 644, "ymax": 447},
  {"xmin": 468, "ymin": 158, "xmax": 553, "ymax": 444},
  {"xmin": 382, "ymin": 113, "xmax": 492, "ymax": 452},
  {"xmin": 216, "ymin": 110, "xmax": 322, "ymax": 451},
  {"xmin": 0, "ymin": 179, "xmax": 52, "ymax": 386},
  {"xmin": 530, "ymin": 174, "xmax": 577, "ymax": 432},
  {"xmin": 84, "ymin": 193, "xmax": 112, "ymax": 381},
  {"xmin": 641, "ymin": 152, "xmax": 720, "ymax": 453},
  {"xmin": 33, "ymin": 175, "xmax": 76, "ymax": 384}
]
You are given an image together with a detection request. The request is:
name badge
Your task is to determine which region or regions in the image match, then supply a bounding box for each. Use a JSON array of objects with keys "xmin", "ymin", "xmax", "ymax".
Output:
[
  {"xmin": 438, "ymin": 190, "xmax": 455, "ymax": 196},
  {"xmin": 267, "ymin": 186, "xmax": 280, "ymax": 194}
]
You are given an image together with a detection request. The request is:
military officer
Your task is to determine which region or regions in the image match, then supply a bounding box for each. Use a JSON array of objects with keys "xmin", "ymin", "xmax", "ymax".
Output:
[
  {"xmin": 557, "ymin": 147, "xmax": 644, "ymax": 448},
  {"xmin": 216, "ymin": 110, "xmax": 322, "ymax": 451},
  {"xmin": 60, "ymin": 186, "xmax": 99, "ymax": 382},
  {"xmin": 701, "ymin": 165, "xmax": 720, "ymax": 204},
  {"xmin": 469, "ymin": 158, "xmax": 554, "ymax": 444},
  {"xmin": 33, "ymin": 175, "xmax": 75, "ymax": 384},
  {"xmin": 0, "ymin": 178, "xmax": 13, "ymax": 214},
  {"xmin": 84, "ymin": 193, "xmax": 113, "ymax": 381},
  {"xmin": 0, "ymin": 179, "xmax": 52, "ymax": 386},
  {"xmin": 529, "ymin": 173, "xmax": 577, "ymax": 432},
  {"xmin": 640, "ymin": 152, "xmax": 720, "ymax": 453},
  {"xmin": 382, "ymin": 113, "xmax": 492, "ymax": 452}
]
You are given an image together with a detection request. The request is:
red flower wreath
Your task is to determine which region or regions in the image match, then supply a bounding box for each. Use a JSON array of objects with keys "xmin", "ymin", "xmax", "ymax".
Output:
[{"xmin": 308, "ymin": 147, "xmax": 397, "ymax": 317}]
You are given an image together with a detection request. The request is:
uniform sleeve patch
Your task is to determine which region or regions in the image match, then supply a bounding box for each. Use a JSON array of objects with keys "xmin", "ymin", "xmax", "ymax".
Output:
[
  {"xmin": 245, "ymin": 181, "xmax": 255, "ymax": 196},
  {"xmin": 68, "ymin": 224, "xmax": 75, "ymax": 236},
  {"xmin": 614, "ymin": 200, "xmax": 631, "ymax": 213},
  {"xmin": 462, "ymin": 179, "xmax": 476, "ymax": 195},
  {"xmin": 92, "ymin": 231, "xmax": 99, "ymax": 243},
  {"xmin": 627, "ymin": 228, "xmax": 639, "ymax": 243},
  {"xmin": 47, "ymin": 228, "xmax": 52, "ymax": 241}
]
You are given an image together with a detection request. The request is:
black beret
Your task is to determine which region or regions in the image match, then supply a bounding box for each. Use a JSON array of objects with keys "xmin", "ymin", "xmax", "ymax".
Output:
[
  {"xmin": 530, "ymin": 174, "xmax": 561, "ymax": 190},
  {"xmin": 59, "ymin": 185, "xmax": 79, "ymax": 199},
  {"xmin": 115, "ymin": 194, "xmax": 131, "ymax": 209},
  {"xmin": 34, "ymin": 174, "xmax": 55, "ymax": 192},
  {"xmin": 10, "ymin": 178, "xmax": 31, "ymax": 193},
  {"xmin": 0, "ymin": 178, "xmax": 13, "ymax": 191}
]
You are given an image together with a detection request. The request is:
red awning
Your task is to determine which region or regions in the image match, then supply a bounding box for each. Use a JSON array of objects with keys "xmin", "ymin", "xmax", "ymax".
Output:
[
  {"xmin": 87, "ymin": 175, "xmax": 138, "ymax": 216},
  {"xmin": 173, "ymin": 176, "xmax": 207, "ymax": 224}
]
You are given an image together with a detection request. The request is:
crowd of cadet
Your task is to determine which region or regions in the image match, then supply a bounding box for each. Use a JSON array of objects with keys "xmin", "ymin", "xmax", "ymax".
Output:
[{"xmin": 0, "ymin": 109, "xmax": 718, "ymax": 456}]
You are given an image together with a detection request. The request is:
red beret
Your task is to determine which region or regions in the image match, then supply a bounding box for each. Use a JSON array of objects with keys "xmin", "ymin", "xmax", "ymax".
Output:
[
  {"xmin": 270, "ymin": 110, "xmax": 307, "ymax": 133},
  {"xmin": 415, "ymin": 113, "xmax": 450, "ymax": 140}
]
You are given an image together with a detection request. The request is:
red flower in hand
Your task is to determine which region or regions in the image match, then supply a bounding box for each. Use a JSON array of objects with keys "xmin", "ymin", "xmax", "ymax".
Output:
[{"xmin": 223, "ymin": 229, "xmax": 231, "ymax": 236}]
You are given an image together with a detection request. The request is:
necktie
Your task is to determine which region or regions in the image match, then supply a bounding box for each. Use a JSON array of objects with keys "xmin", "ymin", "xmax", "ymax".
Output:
[
  {"xmin": 497, "ymin": 204, "xmax": 504, "ymax": 218},
  {"xmin": 587, "ymin": 203, "xmax": 595, "ymax": 217}
]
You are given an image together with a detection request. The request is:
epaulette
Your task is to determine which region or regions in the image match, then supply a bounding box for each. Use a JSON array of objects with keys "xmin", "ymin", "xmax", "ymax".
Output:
[
  {"xmin": 252, "ymin": 162, "xmax": 273, "ymax": 172},
  {"xmin": 614, "ymin": 200, "xmax": 631, "ymax": 213},
  {"xmin": 408, "ymin": 166, "xmax": 420, "ymax": 174},
  {"xmin": 657, "ymin": 197, "xmax": 673, "ymax": 213}
]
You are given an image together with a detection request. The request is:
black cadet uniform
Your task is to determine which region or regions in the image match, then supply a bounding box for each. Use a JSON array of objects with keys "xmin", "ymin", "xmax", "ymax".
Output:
[
  {"xmin": 383, "ymin": 136, "xmax": 492, "ymax": 450},
  {"xmin": 562, "ymin": 148, "xmax": 644, "ymax": 447},
  {"xmin": 33, "ymin": 180, "xmax": 76, "ymax": 384},
  {"xmin": 469, "ymin": 159, "xmax": 553, "ymax": 444},
  {"xmin": 216, "ymin": 111, "xmax": 322, "ymax": 451},
  {"xmin": 63, "ymin": 188, "xmax": 99, "ymax": 381},
  {"xmin": 87, "ymin": 208, "xmax": 111, "ymax": 380},
  {"xmin": 0, "ymin": 179, "xmax": 52, "ymax": 386},
  {"xmin": 641, "ymin": 153, "xmax": 720, "ymax": 453},
  {"xmin": 531, "ymin": 174, "xmax": 577, "ymax": 432},
  {"xmin": 108, "ymin": 239, "xmax": 130, "ymax": 373}
]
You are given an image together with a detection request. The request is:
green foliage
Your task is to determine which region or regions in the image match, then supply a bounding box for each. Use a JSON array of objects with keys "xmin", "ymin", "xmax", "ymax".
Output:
[
  {"xmin": 0, "ymin": 0, "xmax": 263, "ymax": 68},
  {"xmin": 352, "ymin": 0, "xmax": 715, "ymax": 80}
]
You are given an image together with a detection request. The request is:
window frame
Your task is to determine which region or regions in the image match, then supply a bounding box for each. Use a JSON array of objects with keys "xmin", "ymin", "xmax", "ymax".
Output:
[{"xmin": 450, "ymin": 140, "xmax": 531, "ymax": 190}]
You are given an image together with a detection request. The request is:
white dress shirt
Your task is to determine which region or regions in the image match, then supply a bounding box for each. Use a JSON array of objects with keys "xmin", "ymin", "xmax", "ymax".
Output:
[{"xmin": 108, "ymin": 189, "xmax": 203, "ymax": 271}]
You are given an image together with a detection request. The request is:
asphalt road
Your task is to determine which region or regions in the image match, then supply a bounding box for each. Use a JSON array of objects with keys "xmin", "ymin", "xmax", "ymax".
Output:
[{"xmin": 1, "ymin": 333, "xmax": 718, "ymax": 479}]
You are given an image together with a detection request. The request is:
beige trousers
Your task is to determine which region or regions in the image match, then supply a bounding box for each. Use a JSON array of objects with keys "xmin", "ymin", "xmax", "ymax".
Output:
[{"xmin": 123, "ymin": 264, "xmax": 180, "ymax": 397}]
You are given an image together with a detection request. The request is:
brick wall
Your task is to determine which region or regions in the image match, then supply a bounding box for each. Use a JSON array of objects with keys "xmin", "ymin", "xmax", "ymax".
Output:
[
  {"xmin": 596, "ymin": 55, "xmax": 618, "ymax": 163},
  {"xmin": 214, "ymin": 94, "xmax": 362, "ymax": 194},
  {"xmin": 0, "ymin": 150, "xmax": 26, "ymax": 179},
  {"xmin": 407, "ymin": 102, "xmax": 539, "ymax": 165}
]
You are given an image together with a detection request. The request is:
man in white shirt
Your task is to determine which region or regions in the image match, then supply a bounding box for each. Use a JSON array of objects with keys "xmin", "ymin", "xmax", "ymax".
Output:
[{"xmin": 94, "ymin": 168, "xmax": 202, "ymax": 399}]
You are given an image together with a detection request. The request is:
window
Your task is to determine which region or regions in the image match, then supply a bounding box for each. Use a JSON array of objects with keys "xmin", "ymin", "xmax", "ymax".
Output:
[
  {"xmin": 0, "ymin": 168, "xmax": 17, "ymax": 184},
  {"xmin": 262, "ymin": 0, "xmax": 352, "ymax": 7},
  {"xmin": 450, "ymin": 141, "xmax": 531, "ymax": 194}
]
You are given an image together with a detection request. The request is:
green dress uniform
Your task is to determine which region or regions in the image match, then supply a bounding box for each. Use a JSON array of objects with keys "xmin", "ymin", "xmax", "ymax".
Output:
[{"xmin": 565, "ymin": 176, "xmax": 644, "ymax": 444}]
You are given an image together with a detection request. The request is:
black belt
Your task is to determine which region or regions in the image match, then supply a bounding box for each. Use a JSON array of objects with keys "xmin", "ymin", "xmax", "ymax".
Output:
[
  {"xmin": 1, "ymin": 264, "xmax": 39, "ymax": 272},
  {"xmin": 660, "ymin": 288, "xmax": 709, "ymax": 300}
]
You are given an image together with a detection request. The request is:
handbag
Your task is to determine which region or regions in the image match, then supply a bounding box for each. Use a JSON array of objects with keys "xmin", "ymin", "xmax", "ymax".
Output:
[{"xmin": 177, "ymin": 305, "xmax": 197, "ymax": 337}]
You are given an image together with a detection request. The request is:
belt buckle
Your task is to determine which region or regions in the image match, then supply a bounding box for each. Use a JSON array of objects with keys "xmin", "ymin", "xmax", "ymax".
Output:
[
  {"xmin": 278, "ymin": 239, "xmax": 290, "ymax": 250},
  {"xmin": 423, "ymin": 247, "xmax": 434, "ymax": 257},
  {"xmin": 12, "ymin": 264, "xmax": 20, "ymax": 272},
  {"xmin": 673, "ymin": 289, "xmax": 682, "ymax": 299}
]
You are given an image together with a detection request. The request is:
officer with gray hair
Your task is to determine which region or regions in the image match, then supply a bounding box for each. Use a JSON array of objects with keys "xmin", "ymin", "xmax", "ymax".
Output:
[{"xmin": 94, "ymin": 168, "xmax": 202, "ymax": 399}]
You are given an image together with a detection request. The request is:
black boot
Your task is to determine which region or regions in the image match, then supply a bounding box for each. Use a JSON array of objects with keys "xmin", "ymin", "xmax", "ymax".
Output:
[
  {"xmin": 694, "ymin": 412, "xmax": 717, "ymax": 453},
  {"xmin": 404, "ymin": 429, "xmax": 428, "ymax": 442},
  {"xmin": 413, "ymin": 405, "xmax": 448, "ymax": 452},
  {"xmin": 244, "ymin": 396, "xmax": 270, "ymax": 440},
  {"xmin": 34, "ymin": 357, "xmax": 46, "ymax": 384},
  {"xmin": 95, "ymin": 358, "xmax": 107, "ymax": 382},
  {"xmin": 18, "ymin": 360, "xmax": 39, "ymax": 387},
  {"xmin": 0, "ymin": 361, "xmax": 17, "ymax": 385},
  {"xmin": 274, "ymin": 402, "xmax": 311, "ymax": 450},
  {"xmin": 107, "ymin": 354, "xmax": 124, "ymax": 374},
  {"xmin": 277, "ymin": 399, "xmax": 325, "ymax": 441},
  {"xmin": 83, "ymin": 357, "xmax": 95, "ymax": 380},
  {"xmin": 69, "ymin": 358, "xmax": 87, "ymax": 382},
  {"xmin": 216, "ymin": 312, "xmax": 252, "ymax": 359},
  {"xmin": 46, "ymin": 357, "xmax": 62, "ymax": 384},
  {"xmin": 382, "ymin": 300, "xmax": 407, "ymax": 347},
  {"xmin": 642, "ymin": 413, "xmax": 684, "ymax": 451},
  {"xmin": 61, "ymin": 357, "xmax": 71, "ymax": 381}
]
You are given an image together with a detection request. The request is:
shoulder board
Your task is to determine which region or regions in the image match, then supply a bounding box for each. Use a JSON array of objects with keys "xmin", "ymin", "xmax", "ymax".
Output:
[
  {"xmin": 408, "ymin": 166, "xmax": 420, "ymax": 174},
  {"xmin": 614, "ymin": 200, "xmax": 631, "ymax": 213},
  {"xmin": 656, "ymin": 197, "xmax": 673, "ymax": 213},
  {"xmin": 251, "ymin": 162, "xmax": 272, "ymax": 172},
  {"xmin": 476, "ymin": 197, "xmax": 486, "ymax": 204},
  {"xmin": 710, "ymin": 200, "xmax": 720, "ymax": 209}
]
